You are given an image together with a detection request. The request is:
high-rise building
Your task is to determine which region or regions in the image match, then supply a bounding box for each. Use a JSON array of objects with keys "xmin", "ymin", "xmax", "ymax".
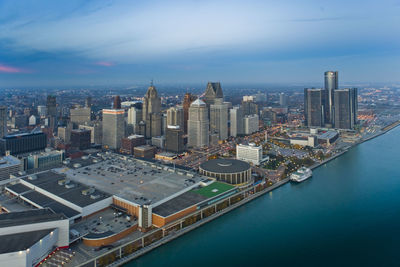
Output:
[
  {"xmin": 244, "ymin": 114, "xmax": 259, "ymax": 135},
  {"xmin": 0, "ymin": 106, "xmax": 7, "ymax": 138},
  {"xmin": 241, "ymin": 96, "xmax": 258, "ymax": 116},
  {"xmin": 102, "ymin": 109, "xmax": 125, "ymax": 150},
  {"xmin": 182, "ymin": 93, "xmax": 197, "ymax": 134},
  {"xmin": 85, "ymin": 96, "xmax": 92, "ymax": 108},
  {"xmin": 37, "ymin": 105, "xmax": 47, "ymax": 117},
  {"xmin": 279, "ymin": 93, "xmax": 289, "ymax": 107},
  {"xmin": 113, "ymin": 95, "xmax": 122, "ymax": 109},
  {"xmin": 58, "ymin": 124, "xmax": 72, "ymax": 144},
  {"xmin": 165, "ymin": 125, "xmax": 184, "ymax": 153},
  {"xmin": 142, "ymin": 85, "xmax": 162, "ymax": 138},
  {"xmin": 203, "ymin": 82, "xmax": 223, "ymax": 107},
  {"xmin": 230, "ymin": 106, "xmax": 244, "ymax": 137},
  {"xmin": 167, "ymin": 106, "xmax": 184, "ymax": 130},
  {"xmin": 0, "ymin": 131, "xmax": 47, "ymax": 155},
  {"xmin": 324, "ymin": 71, "xmax": 338, "ymax": 124},
  {"xmin": 304, "ymin": 88, "xmax": 325, "ymax": 127},
  {"xmin": 70, "ymin": 129, "xmax": 91, "ymax": 150},
  {"xmin": 188, "ymin": 99, "xmax": 209, "ymax": 148},
  {"xmin": 333, "ymin": 88, "xmax": 358, "ymax": 129},
  {"xmin": 236, "ymin": 143, "xmax": 263, "ymax": 165},
  {"xmin": 79, "ymin": 121, "xmax": 102, "ymax": 144},
  {"xmin": 210, "ymin": 99, "xmax": 228, "ymax": 140},
  {"xmin": 127, "ymin": 106, "xmax": 142, "ymax": 134},
  {"xmin": 46, "ymin": 95, "xmax": 57, "ymax": 117},
  {"xmin": 70, "ymin": 106, "xmax": 91, "ymax": 126}
]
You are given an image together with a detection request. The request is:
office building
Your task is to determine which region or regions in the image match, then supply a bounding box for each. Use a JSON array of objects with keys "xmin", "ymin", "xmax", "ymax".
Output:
[
  {"xmin": 113, "ymin": 95, "xmax": 122, "ymax": 109},
  {"xmin": 85, "ymin": 96, "xmax": 92, "ymax": 108},
  {"xmin": 210, "ymin": 99, "xmax": 228, "ymax": 140},
  {"xmin": 188, "ymin": 99, "xmax": 209, "ymax": 148},
  {"xmin": 37, "ymin": 105, "xmax": 47, "ymax": 117},
  {"xmin": 70, "ymin": 129, "xmax": 91, "ymax": 150},
  {"xmin": 0, "ymin": 131, "xmax": 47, "ymax": 156},
  {"xmin": 151, "ymin": 136, "xmax": 165, "ymax": 149},
  {"xmin": 304, "ymin": 88, "xmax": 325, "ymax": 127},
  {"xmin": 324, "ymin": 71, "xmax": 338, "ymax": 124},
  {"xmin": 142, "ymin": 85, "xmax": 162, "ymax": 138},
  {"xmin": 70, "ymin": 106, "xmax": 91, "ymax": 126},
  {"xmin": 0, "ymin": 155, "xmax": 22, "ymax": 181},
  {"xmin": 230, "ymin": 106, "xmax": 244, "ymax": 137},
  {"xmin": 334, "ymin": 88, "xmax": 358, "ymax": 129},
  {"xmin": 244, "ymin": 114, "xmax": 259, "ymax": 135},
  {"xmin": 24, "ymin": 149, "xmax": 65, "ymax": 170},
  {"xmin": 203, "ymin": 82, "xmax": 223, "ymax": 107},
  {"xmin": 58, "ymin": 123, "xmax": 72, "ymax": 144},
  {"xmin": 102, "ymin": 109, "xmax": 125, "ymax": 150},
  {"xmin": 29, "ymin": 115, "xmax": 38, "ymax": 126},
  {"xmin": 121, "ymin": 135, "xmax": 145, "ymax": 155},
  {"xmin": 167, "ymin": 106, "xmax": 184, "ymax": 130},
  {"xmin": 0, "ymin": 106, "xmax": 7, "ymax": 138},
  {"xmin": 236, "ymin": 143, "xmax": 263, "ymax": 165},
  {"xmin": 79, "ymin": 121, "xmax": 102, "ymax": 144},
  {"xmin": 182, "ymin": 93, "xmax": 197, "ymax": 134},
  {"xmin": 134, "ymin": 145, "xmax": 156, "ymax": 159},
  {"xmin": 165, "ymin": 125, "xmax": 184, "ymax": 153},
  {"xmin": 127, "ymin": 106, "xmax": 142, "ymax": 134},
  {"xmin": 241, "ymin": 96, "xmax": 258, "ymax": 116},
  {"xmin": 279, "ymin": 93, "xmax": 289, "ymax": 107},
  {"xmin": 46, "ymin": 95, "xmax": 57, "ymax": 117}
]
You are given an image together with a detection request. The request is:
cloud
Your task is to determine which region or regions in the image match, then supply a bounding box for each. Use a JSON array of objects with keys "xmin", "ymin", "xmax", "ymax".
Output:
[
  {"xmin": 95, "ymin": 61, "xmax": 114, "ymax": 67},
  {"xmin": 0, "ymin": 63, "xmax": 27, "ymax": 73}
]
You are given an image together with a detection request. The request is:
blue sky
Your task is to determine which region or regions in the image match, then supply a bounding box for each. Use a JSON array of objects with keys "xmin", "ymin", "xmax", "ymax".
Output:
[{"xmin": 0, "ymin": 0, "xmax": 399, "ymax": 87}]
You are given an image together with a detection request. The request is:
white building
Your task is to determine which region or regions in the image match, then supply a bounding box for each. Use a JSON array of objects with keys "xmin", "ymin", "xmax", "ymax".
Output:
[
  {"xmin": 244, "ymin": 114, "xmax": 259, "ymax": 135},
  {"xmin": 236, "ymin": 143, "xmax": 263, "ymax": 165},
  {"xmin": 188, "ymin": 99, "xmax": 209, "ymax": 148}
]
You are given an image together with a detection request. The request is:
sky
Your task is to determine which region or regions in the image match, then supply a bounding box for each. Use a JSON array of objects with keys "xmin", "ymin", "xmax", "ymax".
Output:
[{"xmin": 0, "ymin": 0, "xmax": 399, "ymax": 87}]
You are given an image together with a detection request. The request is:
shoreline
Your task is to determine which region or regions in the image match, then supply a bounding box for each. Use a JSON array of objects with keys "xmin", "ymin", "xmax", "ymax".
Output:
[{"xmin": 76, "ymin": 120, "xmax": 400, "ymax": 267}]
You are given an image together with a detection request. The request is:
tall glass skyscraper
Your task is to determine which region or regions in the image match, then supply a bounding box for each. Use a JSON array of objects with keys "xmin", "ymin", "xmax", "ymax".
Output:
[
  {"xmin": 304, "ymin": 88, "xmax": 325, "ymax": 127},
  {"xmin": 333, "ymin": 88, "xmax": 358, "ymax": 129},
  {"xmin": 324, "ymin": 71, "xmax": 338, "ymax": 125}
]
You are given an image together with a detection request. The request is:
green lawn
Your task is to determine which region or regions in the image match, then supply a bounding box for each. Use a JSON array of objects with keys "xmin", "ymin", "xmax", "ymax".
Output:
[{"xmin": 192, "ymin": 181, "xmax": 235, "ymax": 198}]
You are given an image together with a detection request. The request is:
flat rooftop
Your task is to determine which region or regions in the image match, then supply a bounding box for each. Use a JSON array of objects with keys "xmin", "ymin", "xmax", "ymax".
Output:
[
  {"xmin": 57, "ymin": 153, "xmax": 205, "ymax": 206},
  {"xmin": 0, "ymin": 228, "xmax": 54, "ymax": 254},
  {"xmin": 0, "ymin": 155, "xmax": 21, "ymax": 168},
  {"xmin": 0, "ymin": 208, "xmax": 66, "ymax": 228},
  {"xmin": 192, "ymin": 182, "xmax": 235, "ymax": 198},
  {"xmin": 21, "ymin": 171, "xmax": 111, "ymax": 208},
  {"xmin": 152, "ymin": 191, "xmax": 207, "ymax": 217}
]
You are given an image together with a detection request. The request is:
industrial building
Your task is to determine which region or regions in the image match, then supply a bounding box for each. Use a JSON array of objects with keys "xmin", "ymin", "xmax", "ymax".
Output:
[{"xmin": 199, "ymin": 159, "xmax": 252, "ymax": 184}]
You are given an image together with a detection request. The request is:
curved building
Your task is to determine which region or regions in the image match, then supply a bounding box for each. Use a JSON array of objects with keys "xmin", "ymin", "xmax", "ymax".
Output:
[{"xmin": 199, "ymin": 159, "xmax": 251, "ymax": 184}]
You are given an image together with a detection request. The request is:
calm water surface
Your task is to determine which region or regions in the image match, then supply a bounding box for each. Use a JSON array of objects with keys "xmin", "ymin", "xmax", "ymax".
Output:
[{"xmin": 127, "ymin": 127, "xmax": 400, "ymax": 267}]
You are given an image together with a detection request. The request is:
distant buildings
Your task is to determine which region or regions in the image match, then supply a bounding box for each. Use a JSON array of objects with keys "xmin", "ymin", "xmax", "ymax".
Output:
[
  {"xmin": 241, "ymin": 96, "xmax": 258, "ymax": 116},
  {"xmin": 0, "ymin": 106, "xmax": 7, "ymax": 138},
  {"xmin": 236, "ymin": 143, "xmax": 263, "ymax": 165},
  {"xmin": 210, "ymin": 99, "xmax": 228, "ymax": 141},
  {"xmin": 142, "ymin": 85, "xmax": 162, "ymax": 139},
  {"xmin": 182, "ymin": 93, "xmax": 197, "ymax": 134},
  {"xmin": 244, "ymin": 114, "xmax": 259, "ymax": 135},
  {"xmin": 188, "ymin": 99, "xmax": 209, "ymax": 148},
  {"xmin": 279, "ymin": 93, "xmax": 288, "ymax": 107},
  {"xmin": 230, "ymin": 106, "xmax": 244, "ymax": 137},
  {"xmin": 102, "ymin": 109, "xmax": 125, "ymax": 150},
  {"xmin": 70, "ymin": 129, "xmax": 91, "ymax": 150},
  {"xmin": 203, "ymin": 82, "xmax": 223, "ymax": 107},
  {"xmin": 70, "ymin": 106, "xmax": 91, "ymax": 126}
]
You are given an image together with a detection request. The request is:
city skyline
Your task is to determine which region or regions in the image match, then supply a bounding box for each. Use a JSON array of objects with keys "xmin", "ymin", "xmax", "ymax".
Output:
[{"xmin": 0, "ymin": 0, "xmax": 399, "ymax": 87}]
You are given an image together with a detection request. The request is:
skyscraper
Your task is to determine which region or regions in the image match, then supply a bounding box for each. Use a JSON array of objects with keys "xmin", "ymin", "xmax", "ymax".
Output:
[
  {"xmin": 188, "ymin": 99, "xmax": 209, "ymax": 148},
  {"xmin": 85, "ymin": 96, "xmax": 92, "ymax": 108},
  {"xmin": 203, "ymin": 82, "xmax": 223, "ymax": 107},
  {"xmin": 142, "ymin": 85, "xmax": 162, "ymax": 138},
  {"xmin": 127, "ymin": 106, "xmax": 142, "ymax": 134},
  {"xmin": 324, "ymin": 71, "xmax": 338, "ymax": 125},
  {"xmin": 279, "ymin": 93, "xmax": 288, "ymax": 107},
  {"xmin": 113, "ymin": 95, "xmax": 122, "ymax": 109},
  {"xmin": 230, "ymin": 106, "xmax": 244, "ymax": 137},
  {"xmin": 102, "ymin": 109, "xmax": 125, "ymax": 150},
  {"xmin": 0, "ymin": 106, "xmax": 7, "ymax": 138},
  {"xmin": 182, "ymin": 93, "xmax": 197, "ymax": 134},
  {"xmin": 304, "ymin": 88, "xmax": 325, "ymax": 127},
  {"xmin": 167, "ymin": 106, "xmax": 184, "ymax": 130},
  {"xmin": 241, "ymin": 96, "xmax": 258, "ymax": 116},
  {"xmin": 46, "ymin": 95, "xmax": 57, "ymax": 117},
  {"xmin": 165, "ymin": 125, "xmax": 184, "ymax": 153},
  {"xmin": 210, "ymin": 99, "xmax": 228, "ymax": 140},
  {"xmin": 333, "ymin": 88, "xmax": 358, "ymax": 129}
]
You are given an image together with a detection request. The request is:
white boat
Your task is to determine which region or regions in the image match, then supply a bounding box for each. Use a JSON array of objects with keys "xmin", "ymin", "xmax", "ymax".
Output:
[{"xmin": 290, "ymin": 167, "xmax": 312, "ymax": 182}]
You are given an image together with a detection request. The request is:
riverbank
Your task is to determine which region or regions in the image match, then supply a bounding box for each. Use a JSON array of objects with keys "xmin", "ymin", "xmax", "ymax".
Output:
[{"xmin": 77, "ymin": 120, "xmax": 400, "ymax": 267}]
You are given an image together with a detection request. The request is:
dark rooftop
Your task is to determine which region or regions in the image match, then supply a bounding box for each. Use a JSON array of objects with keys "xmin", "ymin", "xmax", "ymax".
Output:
[
  {"xmin": 0, "ymin": 209, "xmax": 66, "ymax": 228},
  {"xmin": 5, "ymin": 183, "xmax": 31, "ymax": 194},
  {"xmin": 200, "ymin": 159, "xmax": 251, "ymax": 173},
  {"xmin": 22, "ymin": 171, "xmax": 110, "ymax": 208},
  {"xmin": 152, "ymin": 191, "xmax": 207, "ymax": 217},
  {"xmin": 0, "ymin": 228, "xmax": 54, "ymax": 254}
]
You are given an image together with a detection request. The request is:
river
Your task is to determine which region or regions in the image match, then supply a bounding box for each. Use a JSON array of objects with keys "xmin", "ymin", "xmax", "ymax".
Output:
[{"xmin": 126, "ymin": 126, "xmax": 400, "ymax": 267}]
